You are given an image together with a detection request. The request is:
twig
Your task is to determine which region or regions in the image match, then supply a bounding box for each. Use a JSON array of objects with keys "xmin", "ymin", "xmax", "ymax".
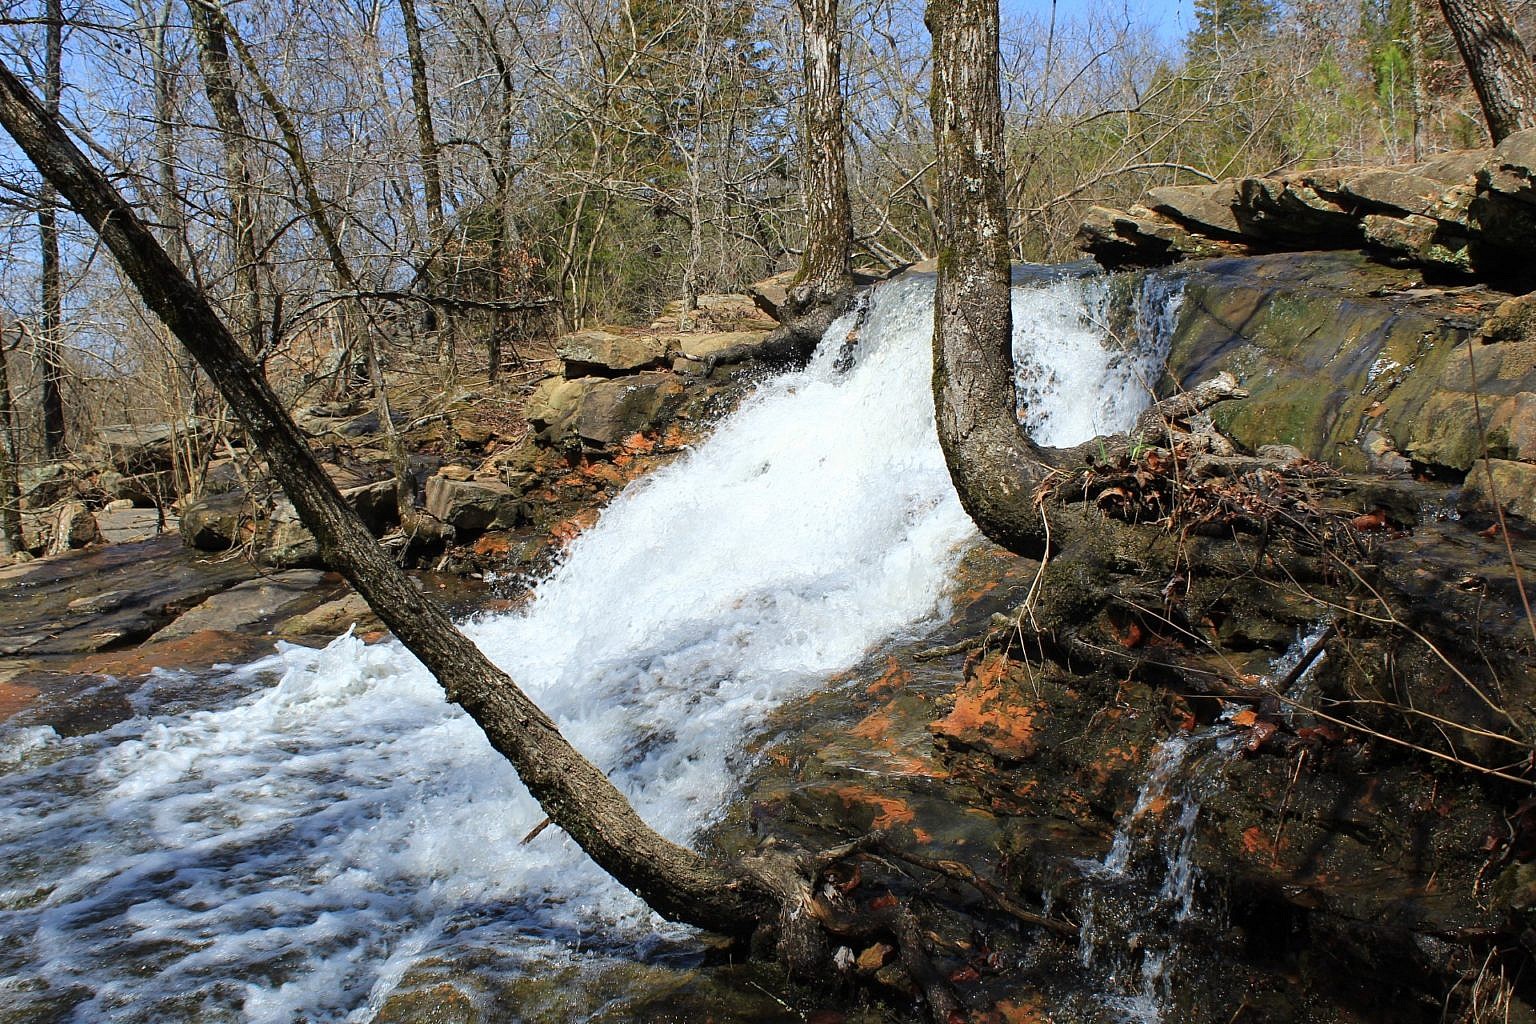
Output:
[{"xmin": 881, "ymin": 846, "xmax": 1077, "ymax": 937}]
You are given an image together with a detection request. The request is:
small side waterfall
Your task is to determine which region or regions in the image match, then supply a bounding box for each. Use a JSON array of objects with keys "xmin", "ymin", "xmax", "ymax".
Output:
[
  {"xmin": 0, "ymin": 268, "xmax": 1185, "ymax": 1023},
  {"xmin": 1069, "ymin": 624, "xmax": 1334, "ymax": 1023}
]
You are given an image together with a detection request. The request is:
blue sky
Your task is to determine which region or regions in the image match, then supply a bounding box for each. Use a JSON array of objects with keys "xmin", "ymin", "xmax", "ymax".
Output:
[{"xmin": 1002, "ymin": 0, "xmax": 1195, "ymax": 45}]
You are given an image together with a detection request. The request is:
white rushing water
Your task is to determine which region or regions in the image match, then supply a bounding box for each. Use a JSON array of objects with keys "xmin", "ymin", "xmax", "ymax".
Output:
[{"xmin": 0, "ymin": 269, "xmax": 1178, "ymax": 1022}]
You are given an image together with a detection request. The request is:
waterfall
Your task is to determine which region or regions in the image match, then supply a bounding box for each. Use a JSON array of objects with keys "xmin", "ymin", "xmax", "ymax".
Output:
[{"xmin": 0, "ymin": 268, "xmax": 1182, "ymax": 1023}]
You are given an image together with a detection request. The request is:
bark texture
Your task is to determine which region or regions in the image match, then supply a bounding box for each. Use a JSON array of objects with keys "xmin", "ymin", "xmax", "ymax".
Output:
[
  {"xmin": 925, "ymin": 0, "xmax": 1242, "ymax": 559},
  {"xmin": 1438, "ymin": 0, "xmax": 1536, "ymax": 143},
  {"xmin": 37, "ymin": 0, "xmax": 64, "ymax": 456},
  {"xmin": 774, "ymin": 0, "xmax": 855, "ymax": 360},
  {"xmin": 790, "ymin": 0, "xmax": 854, "ymax": 307},
  {"xmin": 188, "ymin": 0, "xmax": 265, "ymax": 354},
  {"xmin": 926, "ymin": 0, "xmax": 1053, "ymax": 554},
  {"xmin": 0, "ymin": 58, "xmax": 758, "ymax": 937},
  {"xmin": 0, "ymin": 336, "xmax": 22, "ymax": 558}
]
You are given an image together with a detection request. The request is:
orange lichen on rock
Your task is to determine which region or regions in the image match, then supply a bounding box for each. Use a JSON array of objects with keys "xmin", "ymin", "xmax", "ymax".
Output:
[
  {"xmin": 550, "ymin": 509, "xmax": 600, "ymax": 546},
  {"xmin": 866, "ymin": 655, "xmax": 912, "ymax": 696},
  {"xmin": 617, "ymin": 431, "xmax": 657, "ymax": 456},
  {"xmin": 984, "ymin": 998, "xmax": 1047, "ymax": 1023},
  {"xmin": 70, "ymin": 629, "xmax": 267, "ymax": 677},
  {"xmin": 1242, "ymin": 825, "xmax": 1282, "ymax": 865},
  {"xmin": 472, "ymin": 533, "xmax": 511, "ymax": 558},
  {"xmin": 930, "ymin": 652, "xmax": 1041, "ymax": 761},
  {"xmin": 834, "ymin": 784, "xmax": 916, "ymax": 830}
]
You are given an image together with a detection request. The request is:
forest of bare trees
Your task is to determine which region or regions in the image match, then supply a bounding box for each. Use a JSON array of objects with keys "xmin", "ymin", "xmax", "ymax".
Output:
[{"xmin": 0, "ymin": 0, "xmax": 1526, "ymax": 514}]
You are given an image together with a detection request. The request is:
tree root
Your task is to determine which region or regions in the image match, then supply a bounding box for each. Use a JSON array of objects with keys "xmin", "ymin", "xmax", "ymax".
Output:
[{"xmin": 732, "ymin": 828, "xmax": 1076, "ymax": 1022}]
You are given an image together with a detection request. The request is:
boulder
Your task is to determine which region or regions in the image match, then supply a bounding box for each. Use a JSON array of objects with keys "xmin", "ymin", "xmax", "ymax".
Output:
[
  {"xmin": 277, "ymin": 591, "xmax": 378, "ymax": 638},
  {"xmin": 19, "ymin": 463, "xmax": 80, "ymax": 509},
  {"xmin": 1236, "ymin": 176, "xmax": 1358, "ymax": 244},
  {"xmin": 92, "ymin": 420, "xmax": 204, "ymax": 473},
  {"xmin": 670, "ymin": 330, "xmax": 776, "ymax": 367},
  {"xmin": 1338, "ymin": 169, "xmax": 1445, "ymax": 217},
  {"xmin": 261, "ymin": 503, "xmax": 321, "ymax": 568},
  {"xmin": 526, "ymin": 372, "xmax": 686, "ymax": 451},
  {"xmin": 525, "ymin": 376, "xmax": 590, "ymax": 443},
  {"xmin": 1491, "ymin": 128, "xmax": 1536, "ymax": 188},
  {"xmin": 97, "ymin": 469, "xmax": 172, "ymax": 506},
  {"xmin": 1078, "ymin": 139, "xmax": 1536, "ymax": 283},
  {"xmin": 1077, "ymin": 205, "xmax": 1242, "ymax": 267},
  {"xmin": 1414, "ymin": 148, "xmax": 1487, "ymax": 184},
  {"xmin": 44, "ymin": 501, "xmax": 101, "ymax": 556},
  {"xmin": 150, "ymin": 569, "xmax": 331, "ymax": 642},
  {"xmin": 748, "ymin": 270, "xmax": 797, "ymax": 322},
  {"xmin": 1460, "ymin": 458, "xmax": 1536, "ymax": 521},
  {"xmin": 1361, "ymin": 213, "xmax": 1439, "ymax": 262},
  {"xmin": 179, "ymin": 490, "xmax": 253, "ymax": 551},
  {"xmin": 424, "ymin": 475, "xmax": 525, "ymax": 533},
  {"xmin": 1146, "ymin": 182, "xmax": 1245, "ymax": 238},
  {"xmin": 556, "ymin": 329, "xmax": 668, "ymax": 377},
  {"xmin": 571, "ymin": 373, "xmax": 686, "ymax": 449},
  {"xmin": 96, "ymin": 507, "xmax": 172, "ymax": 545},
  {"xmin": 341, "ymin": 479, "xmax": 401, "ymax": 535}
]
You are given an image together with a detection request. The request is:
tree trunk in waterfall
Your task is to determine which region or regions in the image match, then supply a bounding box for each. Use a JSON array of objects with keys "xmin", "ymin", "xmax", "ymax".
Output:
[
  {"xmin": 37, "ymin": 0, "xmax": 65, "ymax": 457},
  {"xmin": 1438, "ymin": 0, "xmax": 1536, "ymax": 143},
  {"xmin": 188, "ymin": 0, "xmax": 265, "ymax": 356},
  {"xmin": 924, "ymin": 0, "xmax": 1245, "ymax": 559},
  {"xmin": 0, "ymin": 57, "xmax": 762, "ymax": 936},
  {"xmin": 926, "ymin": 0, "xmax": 1050, "ymax": 554},
  {"xmin": 775, "ymin": 0, "xmax": 855, "ymax": 359},
  {"xmin": 0, "ymin": 333, "xmax": 23, "ymax": 559}
]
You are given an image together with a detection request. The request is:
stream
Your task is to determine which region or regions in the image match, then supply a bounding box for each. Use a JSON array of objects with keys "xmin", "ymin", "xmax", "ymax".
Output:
[{"xmin": 0, "ymin": 268, "xmax": 1184, "ymax": 1023}]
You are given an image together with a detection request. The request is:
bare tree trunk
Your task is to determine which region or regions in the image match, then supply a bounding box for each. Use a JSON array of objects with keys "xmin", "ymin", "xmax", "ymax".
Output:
[
  {"xmin": 37, "ymin": 0, "xmax": 65, "ymax": 457},
  {"xmin": 397, "ymin": 0, "xmax": 457, "ymax": 378},
  {"xmin": 188, "ymin": 0, "xmax": 265, "ymax": 354},
  {"xmin": 778, "ymin": 0, "xmax": 854, "ymax": 353},
  {"xmin": 925, "ymin": 0, "xmax": 1243, "ymax": 559},
  {"xmin": 0, "ymin": 57, "xmax": 761, "ymax": 936},
  {"xmin": 0, "ymin": 331, "xmax": 23, "ymax": 559},
  {"xmin": 926, "ymin": 0, "xmax": 1047, "ymax": 553},
  {"xmin": 1411, "ymin": 0, "xmax": 1428, "ymax": 160},
  {"xmin": 1438, "ymin": 0, "xmax": 1536, "ymax": 143},
  {"xmin": 152, "ymin": 0, "xmax": 183, "ymax": 268},
  {"xmin": 152, "ymin": 0, "xmax": 205, "ymax": 446},
  {"xmin": 399, "ymin": 0, "xmax": 445, "ymax": 239}
]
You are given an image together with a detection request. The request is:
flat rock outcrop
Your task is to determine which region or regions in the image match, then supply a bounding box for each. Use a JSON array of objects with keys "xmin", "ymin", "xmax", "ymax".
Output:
[{"xmin": 1080, "ymin": 128, "xmax": 1536, "ymax": 287}]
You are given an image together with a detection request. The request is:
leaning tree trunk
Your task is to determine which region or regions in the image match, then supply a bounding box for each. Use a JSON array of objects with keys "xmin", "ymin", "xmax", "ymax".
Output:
[
  {"xmin": 926, "ymin": 0, "xmax": 1053, "ymax": 554},
  {"xmin": 1438, "ymin": 0, "xmax": 1536, "ymax": 143},
  {"xmin": 0, "ymin": 57, "xmax": 760, "ymax": 937}
]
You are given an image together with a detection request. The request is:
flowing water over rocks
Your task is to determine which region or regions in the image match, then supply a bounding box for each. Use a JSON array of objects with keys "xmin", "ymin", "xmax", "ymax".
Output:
[
  {"xmin": 6, "ymin": 257, "xmax": 1532, "ymax": 1023},
  {"xmin": 0, "ymin": 269, "xmax": 1178, "ymax": 1023}
]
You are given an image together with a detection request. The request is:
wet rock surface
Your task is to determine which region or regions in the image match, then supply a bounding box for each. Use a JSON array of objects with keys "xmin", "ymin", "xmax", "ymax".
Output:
[{"xmin": 6, "ymin": 273, "xmax": 1536, "ymax": 1023}]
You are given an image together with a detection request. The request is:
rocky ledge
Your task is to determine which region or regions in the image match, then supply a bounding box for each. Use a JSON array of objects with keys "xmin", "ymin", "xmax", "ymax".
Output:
[{"xmin": 1080, "ymin": 128, "xmax": 1536, "ymax": 288}]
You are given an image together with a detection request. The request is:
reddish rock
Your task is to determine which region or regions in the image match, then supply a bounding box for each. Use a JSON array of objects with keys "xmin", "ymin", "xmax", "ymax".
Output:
[{"xmin": 930, "ymin": 653, "xmax": 1042, "ymax": 761}]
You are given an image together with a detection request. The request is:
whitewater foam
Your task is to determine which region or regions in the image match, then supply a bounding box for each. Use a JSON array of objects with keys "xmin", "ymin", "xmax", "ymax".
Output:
[{"xmin": 0, "ymin": 268, "xmax": 1180, "ymax": 1021}]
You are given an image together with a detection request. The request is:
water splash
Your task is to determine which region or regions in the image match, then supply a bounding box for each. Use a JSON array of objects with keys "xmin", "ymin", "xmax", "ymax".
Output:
[
  {"xmin": 0, "ymin": 268, "xmax": 1181, "ymax": 1022},
  {"xmin": 1074, "ymin": 624, "xmax": 1334, "ymax": 1022}
]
